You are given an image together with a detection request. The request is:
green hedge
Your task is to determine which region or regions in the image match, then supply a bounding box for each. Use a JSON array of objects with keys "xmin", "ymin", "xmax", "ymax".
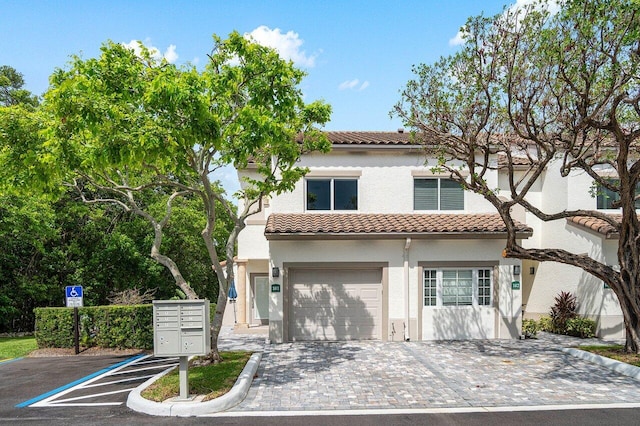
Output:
[{"xmin": 35, "ymin": 305, "xmax": 153, "ymax": 349}]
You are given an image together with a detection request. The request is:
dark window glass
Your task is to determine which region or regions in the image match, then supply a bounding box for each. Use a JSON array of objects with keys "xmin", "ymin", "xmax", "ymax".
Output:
[
  {"xmin": 414, "ymin": 178, "xmax": 463, "ymax": 210},
  {"xmin": 334, "ymin": 179, "xmax": 358, "ymax": 210},
  {"xmin": 414, "ymin": 179, "xmax": 438, "ymax": 210},
  {"xmin": 596, "ymin": 179, "xmax": 640, "ymax": 209},
  {"xmin": 307, "ymin": 180, "xmax": 330, "ymax": 210},
  {"xmin": 440, "ymin": 179, "xmax": 464, "ymax": 210}
]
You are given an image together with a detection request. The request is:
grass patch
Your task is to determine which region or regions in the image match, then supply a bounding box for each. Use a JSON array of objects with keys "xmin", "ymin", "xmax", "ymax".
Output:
[
  {"xmin": 580, "ymin": 344, "xmax": 640, "ymax": 367},
  {"xmin": 141, "ymin": 351, "xmax": 252, "ymax": 402},
  {"xmin": 0, "ymin": 336, "xmax": 37, "ymax": 360}
]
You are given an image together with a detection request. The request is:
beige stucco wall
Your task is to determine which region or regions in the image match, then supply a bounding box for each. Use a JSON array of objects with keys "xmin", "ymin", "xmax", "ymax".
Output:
[{"xmin": 267, "ymin": 238, "xmax": 522, "ymax": 343}]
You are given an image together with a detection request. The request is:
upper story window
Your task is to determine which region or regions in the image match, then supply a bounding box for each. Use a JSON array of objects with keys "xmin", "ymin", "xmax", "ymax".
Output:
[
  {"xmin": 306, "ymin": 178, "xmax": 358, "ymax": 210},
  {"xmin": 414, "ymin": 178, "xmax": 464, "ymax": 210},
  {"xmin": 596, "ymin": 179, "xmax": 640, "ymax": 209}
]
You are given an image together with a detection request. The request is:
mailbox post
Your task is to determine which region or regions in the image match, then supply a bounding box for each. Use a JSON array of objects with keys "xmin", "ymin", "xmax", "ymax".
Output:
[{"xmin": 153, "ymin": 300, "xmax": 211, "ymax": 400}]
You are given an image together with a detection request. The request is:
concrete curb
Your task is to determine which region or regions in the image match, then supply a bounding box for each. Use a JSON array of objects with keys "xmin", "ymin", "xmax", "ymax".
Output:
[
  {"xmin": 126, "ymin": 352, "xmax": 262, "ymax": 417},
  {"xmin": 562, "ymin": 347, "xmax": 640, "ymax": 381}
]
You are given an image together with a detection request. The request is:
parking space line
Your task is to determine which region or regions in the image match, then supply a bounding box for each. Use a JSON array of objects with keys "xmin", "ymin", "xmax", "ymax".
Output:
[
  {"xmin": 82, "ymin": 374, "xmax": 157, "ymax": 388},
  {"xmin": 110, "ymin": 362, "xmax": 178, "ymax": 375},
  {"xmin": 52, "ymin": 388, "xmax": 135, "ymax": 404},
  {"xmin": 16, "ymin": 354, "xmax": 147, "ymax": 408}
]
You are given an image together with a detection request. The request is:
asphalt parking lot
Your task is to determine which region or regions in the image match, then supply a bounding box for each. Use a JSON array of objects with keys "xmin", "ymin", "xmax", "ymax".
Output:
[{"xmin": 0, "ymin": 354, "xmax": 180, "ymax": 424}]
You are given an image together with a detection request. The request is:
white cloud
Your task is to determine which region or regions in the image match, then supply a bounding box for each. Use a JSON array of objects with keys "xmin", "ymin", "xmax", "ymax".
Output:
[
  {"xmin": 339, "ymin": 79, "xmax": 370, "ymax": 91},
  {"xmin": 449, "ymin": 30, "xmax": 467, "ymax": 46},
  {"xmin": 121, "ymin": 39, "xmax": 179, "ymax": 63},
  {"xmin": 164, "ymin": 44, "xmax": 178, "ymax": 63},
  {"xmin": 449, "ymin": 0, "xmax": 561, "ymax": 46},
  {"xmin": 245, "ymin": 26, "xmax": 318, "ymax": 68},
  {"xmin": 339, "ymin": 79, "xmax": 360, "ymax": 90}
]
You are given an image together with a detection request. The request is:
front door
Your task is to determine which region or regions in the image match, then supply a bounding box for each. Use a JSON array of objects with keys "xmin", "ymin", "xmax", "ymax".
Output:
[{"xmin": 252, "ymin": 275, "xmax": 269, "ymax": 325}]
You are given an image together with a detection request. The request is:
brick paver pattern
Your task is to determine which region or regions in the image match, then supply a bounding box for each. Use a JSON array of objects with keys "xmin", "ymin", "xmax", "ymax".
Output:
[{"xmin": 220, "ymin": 328, "xmax": 640, "ymax": 412}]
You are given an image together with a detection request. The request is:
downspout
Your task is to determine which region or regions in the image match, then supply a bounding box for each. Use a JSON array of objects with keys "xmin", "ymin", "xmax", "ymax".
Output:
[{"xmin": 404, "ymin": 237, "xmax": 412, "ymax": 341}]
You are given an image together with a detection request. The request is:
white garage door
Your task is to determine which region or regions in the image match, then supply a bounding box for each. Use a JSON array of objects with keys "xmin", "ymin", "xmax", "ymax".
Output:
[{"xmin": 289, "ymin": 268, "xmax": 382, "ymax": 341}]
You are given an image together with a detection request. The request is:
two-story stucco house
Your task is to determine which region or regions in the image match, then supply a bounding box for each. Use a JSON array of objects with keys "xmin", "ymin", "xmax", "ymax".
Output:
[
  {"xmin": 232, "ymin": 131, "xmax": 538, "ymax": 343},
  {"xmin": 231, "ymin": 130, "xmax": 626, "ymax": 343}
]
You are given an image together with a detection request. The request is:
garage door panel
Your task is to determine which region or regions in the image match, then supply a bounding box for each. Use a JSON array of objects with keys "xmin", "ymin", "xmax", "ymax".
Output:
[{"xmin": 290, "ymin": 268, "xmax": 382, "ymax": 341}]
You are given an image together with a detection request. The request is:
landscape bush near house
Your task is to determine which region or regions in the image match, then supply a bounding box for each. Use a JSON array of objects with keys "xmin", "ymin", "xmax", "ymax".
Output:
[
  {"xmin": 522, "ymin": 319, "xmax": 539, "ymax": 338},
  {"xmin": 538, "ymin": 316, "xmax": 554, "ymax": 333},
  {"xmin": 35, "ymin": 305, "xmax": 153, "ymax": 349},
  {"xmin": 550, "ymin": 291, "xmax": 578, "ymax": 334},
  {"xmin": 565, "ymin": 317, "xmax": 596, "ymax": 339},
  {"xmin": 524, "ymin": 291, "xmax": 597, "ymax": 339}
]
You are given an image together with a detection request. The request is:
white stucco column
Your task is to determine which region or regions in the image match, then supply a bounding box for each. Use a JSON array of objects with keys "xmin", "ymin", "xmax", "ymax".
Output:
[{"xmin": 235, "ymin": 260, "xmax": 248, "ymax": 328}]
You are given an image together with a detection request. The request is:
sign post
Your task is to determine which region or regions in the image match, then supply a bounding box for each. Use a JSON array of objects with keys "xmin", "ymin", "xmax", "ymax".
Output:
[{"xmin": 65, "ymin": 286, "xmax": 83, "ymax": 355}]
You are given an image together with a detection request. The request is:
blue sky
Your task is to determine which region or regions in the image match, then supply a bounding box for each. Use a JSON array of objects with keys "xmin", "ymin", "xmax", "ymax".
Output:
[{"xmin": 1, "ymin": 0, "xmax": 524, "ymax": 193}]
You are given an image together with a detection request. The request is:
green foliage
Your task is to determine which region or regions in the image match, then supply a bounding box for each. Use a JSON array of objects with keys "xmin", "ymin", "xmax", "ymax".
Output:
[
  {"xmin": 1, "ymin": 34, "xmax": 330, "ymax": 354},
  {"xmin": 35, "ymin": 305, "xmax": 153, "ymax": 349},
  {"xmin": 566, "ymin": 317, "xmax": 597, "ymax": 338},
  {"xmin": 0, "ymin": 188, "xmax": 225, "ymax": 333},
  {"xmin": 538, "ymin": 316, "xmax": 554, "ymax": 333},
  {"xmin": 550, "ymin": 291, "xmax": 578, "ymax": 334},
  {"xmin": 0, "ymin": 65, "xmax": 39, "ymax": 107},
  {"xmin": 522, "ymin": 319, "xmax": 539, "ymax": 338}
]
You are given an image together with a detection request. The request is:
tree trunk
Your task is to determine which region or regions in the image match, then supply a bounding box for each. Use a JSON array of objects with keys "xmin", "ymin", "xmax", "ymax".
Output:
[
  {"xmin": 196, "ymin": 285, "xmax": 228, "ymax": 365},
  {"xmin": 617, "ymin": 286, "xmax": 640, "ymax": 353}
]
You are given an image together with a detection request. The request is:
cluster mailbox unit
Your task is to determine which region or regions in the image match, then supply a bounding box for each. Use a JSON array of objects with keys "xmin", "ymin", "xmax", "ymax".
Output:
[
  {"xmin": 152, "ymin": 300, "xmax": 211, "ymax": 399},
  {"xmin": 153, "ymin": 300, "xmax": 211, "ymax": 357}
]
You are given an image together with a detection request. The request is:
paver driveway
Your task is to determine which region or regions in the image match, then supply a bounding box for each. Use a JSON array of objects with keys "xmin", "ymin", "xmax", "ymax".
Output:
[{"xmin": 229, "ymin": 332, "xmax": 640, "ymax": 412}]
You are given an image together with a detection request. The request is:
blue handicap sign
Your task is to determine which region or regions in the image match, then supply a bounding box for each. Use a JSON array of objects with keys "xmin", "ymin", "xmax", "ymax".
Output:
[{"xmin": 65, "ymin": 286, "xmax": 83, "ymax": 299}]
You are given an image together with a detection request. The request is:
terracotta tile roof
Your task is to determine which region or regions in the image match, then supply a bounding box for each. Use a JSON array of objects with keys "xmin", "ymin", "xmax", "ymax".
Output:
[
  {"xmin": 265, "ymin": 213, "xmax": 532, "ymax": 240},
  {"xmin": 566, "ymin": 215, "xmax": 622, "ymax": 239},
  {"xmin": 324, "ymin": 131, "xmax": 415, "ymax": 145},
  {"xmin": 497, "ymin": 153, "xmax": 535, "ymax": 168}
]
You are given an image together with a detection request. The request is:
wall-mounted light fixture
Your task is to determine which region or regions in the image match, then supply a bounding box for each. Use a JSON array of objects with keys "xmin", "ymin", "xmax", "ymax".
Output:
[
  {"xmin": 513, "ymin": 265, "xmax": 521, "ymax": 276},
  {"xmin": 272, "ymin": 267, "xmax": 280, "ymax": 278},
  {"xmin": 529, "ymin": 267, "xmax": 535, "ymax": 275}
]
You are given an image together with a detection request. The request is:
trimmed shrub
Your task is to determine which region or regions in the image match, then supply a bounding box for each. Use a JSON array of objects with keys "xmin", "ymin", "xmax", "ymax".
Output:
[
  {"xmin": 35, "ymin": 305, "xmax": 153, "ymax": 349},
  {"xmin": 538, "ymin": 316, "xmax": 554, "ymax": 332},
  {"xmin": 34, "ymin": 307, "xmax": 76, "ymax": 348},
  {"xmin": 522, "ymin": 319, "xmax": 539, "ymax": 338},
  {"xmin": 566, "ymin": 317, "xmax": 597, "ymax": 338}
]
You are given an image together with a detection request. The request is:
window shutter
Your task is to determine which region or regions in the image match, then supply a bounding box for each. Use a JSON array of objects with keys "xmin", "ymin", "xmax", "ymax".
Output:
[
  {"xmin": 414, "ymin": 179, "xmax": 438, "ymax": 210},
  {"xmin": 440, "ymin": 179, "xmax": 464, "ymax": 210}
]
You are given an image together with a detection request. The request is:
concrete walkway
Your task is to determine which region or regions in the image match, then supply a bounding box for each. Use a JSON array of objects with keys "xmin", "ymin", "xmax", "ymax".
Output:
[{"xmin": 220, "ymin": 329, "xmax": 640, "ymax": 412}]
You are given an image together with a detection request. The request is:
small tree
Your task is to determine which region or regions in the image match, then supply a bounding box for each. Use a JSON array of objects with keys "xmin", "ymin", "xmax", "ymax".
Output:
[
  {"xmin": 395, "ymin": 0, "xmax": 640, "ymax": 351},
  {"xmin": 0, "ymin": 34, "xmax": 331, "ymax": 362},
  {"xmin": 550, "ymin": 291, "xmax": 578, "ymax": 334}
]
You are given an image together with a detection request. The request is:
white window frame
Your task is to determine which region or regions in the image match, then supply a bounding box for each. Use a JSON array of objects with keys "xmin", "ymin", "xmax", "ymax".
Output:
[
  {"xmin": 305, "ymin": 177, "xmax": 359, "ymax": 211},
  {"xmin": 422, "ymin": 268, "xmax": 493, "ymax": 307}
]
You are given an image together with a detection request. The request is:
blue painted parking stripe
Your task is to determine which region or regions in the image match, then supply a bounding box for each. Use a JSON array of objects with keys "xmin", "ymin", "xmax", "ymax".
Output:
[
  {"xmin": 15, "ymin": 353, "xmax": 146, "ymax": 408},
  {"xmin": 0, "ymin": 357, "xmax": 23, "ymax": 365}
]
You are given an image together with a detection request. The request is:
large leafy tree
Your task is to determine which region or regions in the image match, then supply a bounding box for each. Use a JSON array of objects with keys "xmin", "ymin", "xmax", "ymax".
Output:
[
  {"xmin": 394, "ymin": 0, "xmax": 640, "ymax": 351},
  {"xmin": 0, "ymin": 65, "xmax": 39, "ymax": 108},
  {"xmin": 1, "ymin": 33, "xmax": 331, "ymax": 360},
  {"xmin": 0, "ymin": 68, "xmax": 232, "ymax": 332}
]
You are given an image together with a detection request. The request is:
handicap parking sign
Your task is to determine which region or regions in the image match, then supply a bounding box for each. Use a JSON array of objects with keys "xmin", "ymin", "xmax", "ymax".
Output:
[{"xmin": 65, "ymin": 286, "xmax": 83, "ymax": 307}]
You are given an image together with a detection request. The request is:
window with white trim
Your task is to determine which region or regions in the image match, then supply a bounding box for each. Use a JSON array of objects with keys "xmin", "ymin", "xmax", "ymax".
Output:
[
  {"xmin": 423, "ymin": 270, "xmax": 437, "ymax": 306},
  {"xmin": 478, "ymin": 269, "xmax": 491, "ymax": 306},
  {"xmin": 414, "ymin": 178, "xmax": 464, "ymax": 210},
  {"xmin": 306, "ymin": 178, "xmax": 358, "ymax": 210},
  {"xmin": 423, "ymin": 268, "xmax": 493, "ymax": 307}
]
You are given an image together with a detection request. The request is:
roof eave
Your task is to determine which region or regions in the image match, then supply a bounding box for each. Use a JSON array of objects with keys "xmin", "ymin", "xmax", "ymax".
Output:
[{"xmin": 265, "ymin": 231, "xmax": 532, "ymax": 241}]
